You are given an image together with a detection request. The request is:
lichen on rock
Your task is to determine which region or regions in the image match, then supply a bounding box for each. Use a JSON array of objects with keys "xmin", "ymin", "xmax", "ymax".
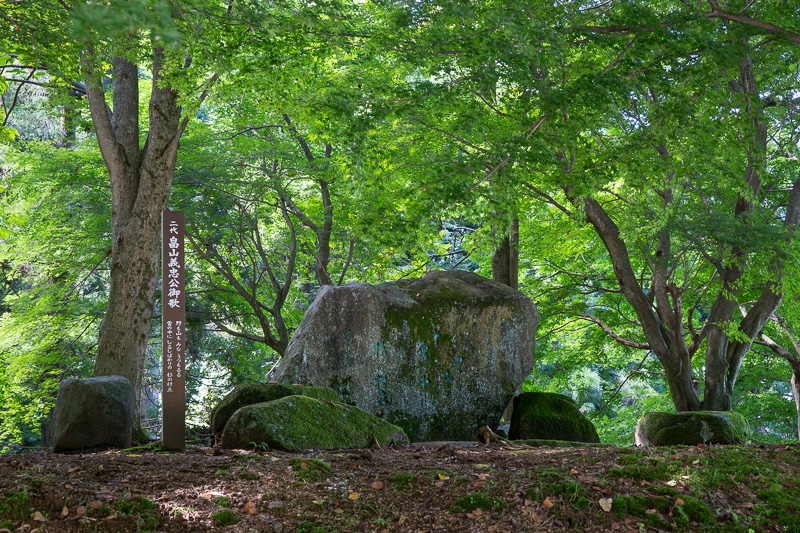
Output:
[
  {"xmin": 219, "ymin": 395, "xmax": 409, "ymax": 451},
  {"xmin": 634, "ymin": 411, "xmax": 750, "ymax": 446},
  {"xmin": 268, "ymin": 270, "xmax": 538, "ymax": 442},
  {"xmin": 209, "ymin": 382, "xmax": 339, "ymax": 437}
]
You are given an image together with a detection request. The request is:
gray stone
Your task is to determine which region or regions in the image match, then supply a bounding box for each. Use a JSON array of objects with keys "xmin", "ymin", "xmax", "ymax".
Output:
[
  {"xmin": 269, "ymin": 269, "xmax": 538, "ymax": 442},
  {"xmin": 508, "ymin": 392, "xmax": 600, "ymax": 443},
  {"xmin": 51, "ymin": 376, "xmax": 136, "ymax": 452},
  {"xmin": 634, "ymin": 411, "xmax": 750, "ymax": 446},
  {"xmin": 209, "ymin": 382, "xmax": 340, "ymax": 437},
  {"xmin": 220, "ymin": 395, "xmax": 408, "ymax": 451}
]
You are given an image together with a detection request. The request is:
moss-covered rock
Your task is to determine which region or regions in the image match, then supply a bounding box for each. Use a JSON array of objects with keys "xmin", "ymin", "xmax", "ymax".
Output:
[
  {"xmin": 269, "ymin": 270, "xmax": 538, "ymax": 442},
  {"xmin": 634, "ymin": 411, "xmax": 750, "ymax": 446},
  {"xmin": 508, "ymin": 392, "xmax": 600, "ymax": 443},
  {"xmin": 210, "ymin": 382, "xmax": 339, "ymax": 437},
  {"xmin": 220, "ymin": 395, "xmax": 409, "ymax": 451}
]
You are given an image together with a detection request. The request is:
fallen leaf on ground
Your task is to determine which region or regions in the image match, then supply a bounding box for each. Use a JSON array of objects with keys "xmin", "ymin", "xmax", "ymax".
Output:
[
  {"xmin": 599, "ymin": 498, "xmax": 613, "ymax": 512},
  {"xmin": 473, "ymin": 509, "xmax": 483, "ymax": 516},
  {"xmin": 68, "ymin": 467, "xmax": 81, "ymax": 473},
  {"xmin": 348, "ymin": 492, "xmax": 360, "ymax": 501},
  {"xmin": 570, "ymin": 468, "xmax": 579, "ymax": 475},
  {"xmin": 243, "ymin": 501, "xmax": 256, "ymax": 515},
  {"xmin": 75, "ymin": 506, "xmax": 86, "ymax": 517},
  {"xmin": 398, "ymin": 515, "xmax": 407, "ymax": 525},
  {"xmin": 473, "ymin": 482, "xmax": 485, "ymax": 488},
  {"xmin": 675, "ymin": 498, "xmax": 685, "ymax": 506},
  {"xmin": 437, "ymin": 473, "xmax": 450, "ymax": 480},
  {"xmin": 478, "ymin": 473, "xmax": 488, "ymax": 480},
  {"xmin": 435, "ymin": 481, "xmax": 444, "ymax": 487},
  {"xmin": 199, "ymin": 492, "xmax": 225, "ymax": 499},
  {"xmin": 372, "ymin": 481, "xmax": 383, "ymax": 490},
  {"xmin": 475, "ymin": 464, "xmax": 489, "ymax": 470},
  {"xmin": 543, "ymin": 497, "xmax": 553, "ymax": 508},
  {"xmin": 666, "ymin": 480, "xmax": 677, "ymax": 486},
  {"xmin": 61, "ymin": 507, "xmax": 68, "ymax": 517},
  {"xmin": 88, "ymin": 500, "xmax": 103, "ymax": 509},
  {"xmin": 33, "ymin": 511, "xmax": 46, "ymax": 521}
]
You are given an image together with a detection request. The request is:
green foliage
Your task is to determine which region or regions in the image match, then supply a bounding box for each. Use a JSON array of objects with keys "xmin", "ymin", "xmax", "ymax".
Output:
[
  {"xmin": 450, "ymin": 492, "xmax": 504, "ymax": 513},
  {"xmin": 287, "ymin": 457, "xmax": 332, "ymax": 482},
  {"xmin": 388, "ymin": 472, "xmax": 416, "ymax": 491},
  {"xmin": 211, "ymin": 508, "xmax": 240, "ymax": 526},
  {"xmin": 0, "ymin": 491, "xmax": 31, "ymax": 526}
]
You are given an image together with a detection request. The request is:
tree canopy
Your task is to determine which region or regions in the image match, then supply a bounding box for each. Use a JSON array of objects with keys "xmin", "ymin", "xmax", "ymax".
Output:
[{"xmin": 1, "ymin": 0, "xmax": 800, "ymax": 450}]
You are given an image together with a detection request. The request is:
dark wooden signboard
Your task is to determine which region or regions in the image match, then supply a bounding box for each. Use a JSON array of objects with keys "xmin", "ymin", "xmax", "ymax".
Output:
[{"xmin": 162, "ymin": 210, "xmax": 186, "ymax": 450}]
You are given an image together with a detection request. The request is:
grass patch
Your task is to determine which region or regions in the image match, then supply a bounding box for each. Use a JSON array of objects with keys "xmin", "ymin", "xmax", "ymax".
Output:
[
  {"xmin": 287, "ymin": 457, "xmax": 331, "ymax": 482},
  {"xmin": 389, "ymin": 472, "xmax": 416, "ymax": 490},
  {"xmin": 451, "ymin": 492, "xmax": 504, "ymax": 513},
  {"xmin": 608, "ymin": 461, "xmax": 675, "ymax": 481},
  {"xmin": 212, "ymin": 508, "xmax": 240, "ymax": 526},
  {"xmin": 237, "ymin": 470, "xmax": 259, "ymax": 480},
  {"xmin": 213, "ymin": 496, "xmax": 233, "ymax": 508},
  {"xmin": 611, "ymin": 495, "xmax": 649, "ymax": 518},
  {"xmin": 114, "ymin": 496, "xmax": 156, "ymax": 514},
  {"xmin": 674, "ymin": 495, "xmax": 714, "ymax": 528},
  {"xmin": 121, "ymin": 442, "xmax": 168, "ymax": 453},
  {"xmin": 0, "ymin": 491, "xmax": 31, "ymax": 525},
  {"xmin": 755, "ymin": 481, "xmax": 800, "ymax": 529}
]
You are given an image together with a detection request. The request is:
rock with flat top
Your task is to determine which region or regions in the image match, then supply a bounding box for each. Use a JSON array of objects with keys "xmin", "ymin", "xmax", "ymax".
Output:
[
  {"xmin": 51, "ymin": 376, "xmax": 135, "ymax": 452},
  {"xmin": 269, "ymin": 270, "xmax": 538, "ymax": 442}
]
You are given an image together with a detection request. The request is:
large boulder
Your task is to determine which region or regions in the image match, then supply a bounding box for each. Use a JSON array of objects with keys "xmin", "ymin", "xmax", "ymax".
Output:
[
  {"xmin": 508, "ymin": 392, "xmax": 600, "ymax": 443},
  {"xmin": 51, "ymin": 376, "xmax": 136, "ymax": 453},
  {"xmin": 635, "ymin": 411, "xmax": 750, "ymax": 446},
  {"xmin": 210, "ymin": 382, "xmax": 340, "ymax": 437},
  {"xmin": 269, "ymin": 269, "xmax": 538, "ymax": 442},
  {"xmin": 220, "ymin": 395, "xmax": 408, "ymax": 451}
]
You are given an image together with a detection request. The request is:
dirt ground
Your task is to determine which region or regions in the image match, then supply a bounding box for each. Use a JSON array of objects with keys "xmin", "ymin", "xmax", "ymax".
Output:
[{"xmin": 1, "ymin": 441, "xmax": 799, "ymax": 533}]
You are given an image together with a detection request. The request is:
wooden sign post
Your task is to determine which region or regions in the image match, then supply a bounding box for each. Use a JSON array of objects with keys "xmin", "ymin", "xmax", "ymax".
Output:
[{"xmin": 162, "ymin": 210, "xmax": 186, "ymax": 450}]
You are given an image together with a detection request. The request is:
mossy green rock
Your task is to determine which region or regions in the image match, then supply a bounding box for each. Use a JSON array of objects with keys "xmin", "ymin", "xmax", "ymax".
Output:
[
  {"xmin": 508, "ymin": 392, "xmax": 600, "ymax": 443},
  {"xmin": 269, "ymin": 270, "xmax": 538, "ymax": 442},
  {"xmin": 635, "ymin": 411, "xmax": 750, "ymax": 446},
  {"xmin": 210, "ymin": 382, "xmax": 339, "ymax": 436},
  {"xmin": 220, "ymin": 395, "xmax": 409, "ymax": 451}
]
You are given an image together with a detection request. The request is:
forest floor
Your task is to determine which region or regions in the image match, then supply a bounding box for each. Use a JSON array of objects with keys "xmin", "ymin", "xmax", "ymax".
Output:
[{"xmin": 1, "ymin": 441, "xmax": 799, "ymax": 533}]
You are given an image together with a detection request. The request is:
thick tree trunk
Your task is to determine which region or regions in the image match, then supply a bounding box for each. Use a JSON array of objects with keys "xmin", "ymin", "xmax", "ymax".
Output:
[{"xmin": 83, "ymin": 46, "xmax": 183, "ymax": 392}]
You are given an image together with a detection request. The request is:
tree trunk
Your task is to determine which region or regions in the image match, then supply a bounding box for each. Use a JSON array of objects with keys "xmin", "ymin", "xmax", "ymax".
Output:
[
  {"xmin": 83, "ymin": 45, "xmax": 184, "ymax": 392},
  {"xmin": 491, "ymin": 217, "xmax": 519, "ymax": 289},
  {"xmin": 792, "ymin": 365, "xmax": 800, "ymax": 442}
]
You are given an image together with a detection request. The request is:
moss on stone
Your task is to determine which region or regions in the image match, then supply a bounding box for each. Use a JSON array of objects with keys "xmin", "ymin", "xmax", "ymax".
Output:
[
  {"xmin": 509, "ymin": 392, "xmax": 600, "ymax": 443},
  {"xmin": 220, "ymin": 395, "xmax": 409, "ymax": 451},
  {"xmin": 210, "ymin": 382, "xmax": 339, "ymax": 435},
  {"xmin": 635, "ymin": 411, "xmax": 750, "ymax": 446}
]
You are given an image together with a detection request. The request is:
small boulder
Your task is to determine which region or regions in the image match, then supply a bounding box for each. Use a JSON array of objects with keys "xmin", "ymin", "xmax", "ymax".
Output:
[
  {"xmin": 635, "ymin": 411, "xmax": 750, "ymax": 446},
  {"xmin": 269, "ymin": 270, "xmax": 538, "ymax": 442},
  {"xmin": 51, "ymin": 376, "xmax": 136, "ymax": 452},
  {"xmin": 220, "ymin": 395, "xmax": 409, "ymax": 451},
  {"xmin": 210, "ymin": 382, "xmax": 339, "ymax": 437},
  {"xmin": 508, "ymin": 392, "xmax": 600, "ymax": 443}
]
